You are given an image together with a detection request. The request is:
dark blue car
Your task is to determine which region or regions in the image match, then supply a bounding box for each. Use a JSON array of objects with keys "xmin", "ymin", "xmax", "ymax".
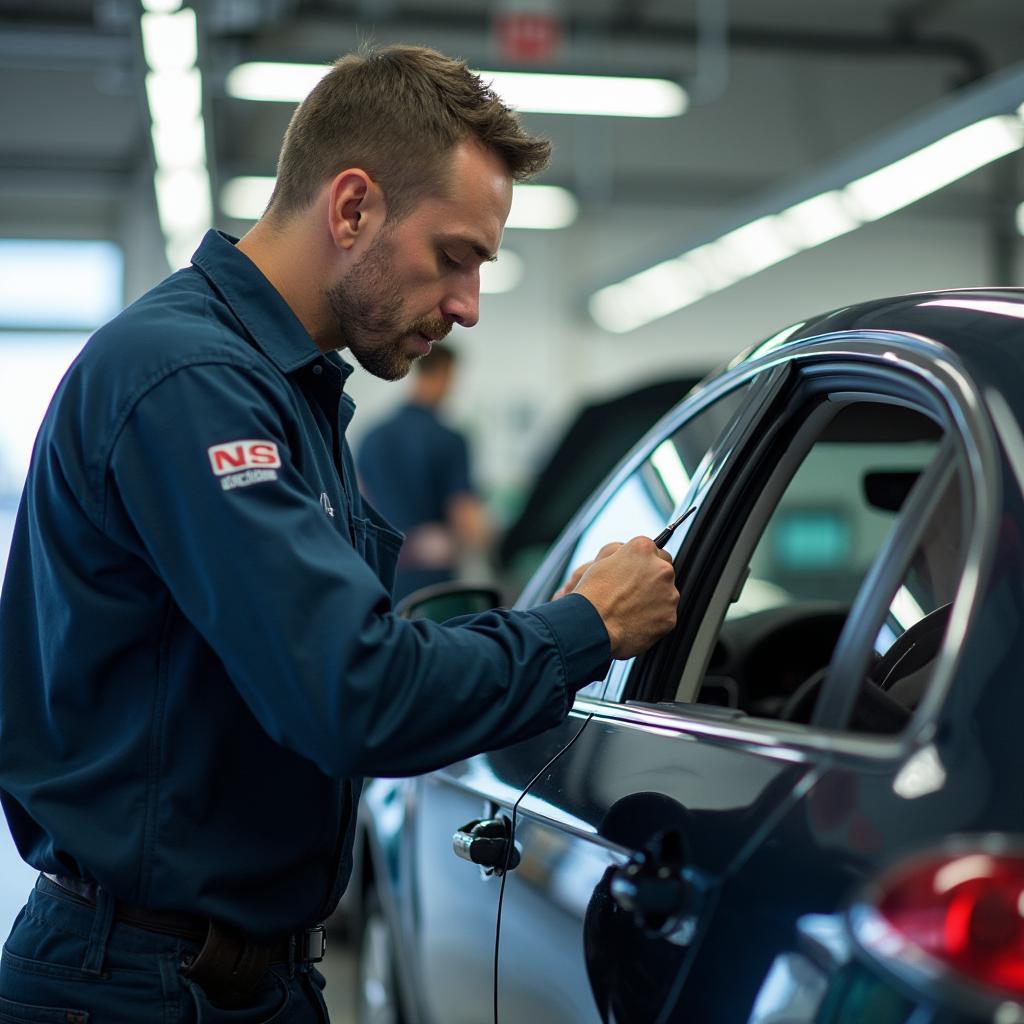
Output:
[{"xmin": 350, "ymin": 288, "xmax": 1024, "ymax": 1024}]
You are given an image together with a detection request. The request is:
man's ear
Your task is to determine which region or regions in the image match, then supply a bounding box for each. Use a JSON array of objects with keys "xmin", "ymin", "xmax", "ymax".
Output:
[{"xmin": 327, "ymin": 169, "xmax": 386, "ymax": 251}]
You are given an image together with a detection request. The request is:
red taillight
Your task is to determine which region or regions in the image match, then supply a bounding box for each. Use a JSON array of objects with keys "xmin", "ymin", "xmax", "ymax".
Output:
[{"xmin": 874, "ymin": 851, "xmax": 1024, "ymax": 997}]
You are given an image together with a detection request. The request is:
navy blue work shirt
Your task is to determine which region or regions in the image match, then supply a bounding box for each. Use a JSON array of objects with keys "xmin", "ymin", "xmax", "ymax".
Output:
[
  {"xmin": 0, "ymin": 230, "xmax": 611, "ymax": 939},
  {"xmin": 358, "ymin": 403, "xmax": 473, "ymax": 535},
  {"xmin": 358, "ymin": 403, "xmax": 474, "ymax": 599}
]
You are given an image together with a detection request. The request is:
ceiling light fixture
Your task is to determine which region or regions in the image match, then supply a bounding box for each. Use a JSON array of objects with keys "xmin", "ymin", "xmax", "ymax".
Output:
[
  {"xmin": 139, "ymin": 5, "xmax": 211, "ymax": 270},
  {"xmin": 150, "ymin": 117, "xmax": 207, "ymax": 170},
  {"xmin": 590, "ymin": 110, "xmax": 1024, "ymax": 334},
  {"xmin": 140, "ymin": 9, "xmax": 197, "ymax": 73},
  {"xmin": 225, "ymin": 61, "xmax": 687, "ymax": 118},
  {"xmin": 145, "ymin": 67, "xmax": 202, "ymax": 124},
  {"xmin": 220, "ymin": 176, "xmax": 274, "ymax": 221},
  {"xmin": 480, "ymin": 70, "xmax": 687, "ymax": 118},
  {"xmin": 221, "ymin": 176, "xmax": 578, "ymax": 232},
  {"xmin": 154, "ymin": 168, "xmax": 213, "ymax": 235},
  {"xmin": 506, "ymin": 185, "xmax": 578, "ymax": 229},
  {"xmin": 844, "ymin": 116, "xmax": 1024, "ymax": 221}
]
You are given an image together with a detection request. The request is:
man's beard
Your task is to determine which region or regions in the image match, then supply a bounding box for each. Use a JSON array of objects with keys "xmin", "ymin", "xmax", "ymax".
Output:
[{"xmin": 324, "ymin": 234, "xmax": 451, "ymax": 381}]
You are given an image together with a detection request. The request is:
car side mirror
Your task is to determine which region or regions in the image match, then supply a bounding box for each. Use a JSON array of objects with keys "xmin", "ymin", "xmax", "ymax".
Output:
[{"xmin": 394, "ymin": 582, "xmax": 503, "ymax": 623}]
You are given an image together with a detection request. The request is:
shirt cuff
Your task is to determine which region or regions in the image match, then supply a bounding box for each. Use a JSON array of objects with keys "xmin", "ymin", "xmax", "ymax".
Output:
[{"xmin": 528, "ymin": 593, "xmax": 612, "ymax": 697}]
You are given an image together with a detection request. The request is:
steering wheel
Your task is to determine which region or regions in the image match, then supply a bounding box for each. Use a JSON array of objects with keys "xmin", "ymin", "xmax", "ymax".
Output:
[
  {"xmin": 779, "ymin": 604, "xmax": 951, "ymax": 728},
  {"xmin": 869, "ymin": 603, "xmax": 952, "ymax": 693},
  {"xmin": 779, "ymin": 667, "xmax": 828, "ymax": 724}
]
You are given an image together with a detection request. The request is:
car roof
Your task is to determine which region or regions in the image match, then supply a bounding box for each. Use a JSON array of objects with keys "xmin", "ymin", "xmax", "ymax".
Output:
[{"xmin": 730, "ymin": 286, "xmax": 1024, "ymax": 410}]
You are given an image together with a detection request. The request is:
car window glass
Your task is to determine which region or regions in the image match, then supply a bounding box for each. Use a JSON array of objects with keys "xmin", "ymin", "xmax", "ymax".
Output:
[
  {"xmin": 732, "ymin": 436, "xmax": 938, "ymax": 618},
  {"xmin": 558, "ymin": 381, "xmax": 751, "ymax": 699},
  {"xmin": 676, "ymin": 399, "xmax": 949, "ymax": 727}
]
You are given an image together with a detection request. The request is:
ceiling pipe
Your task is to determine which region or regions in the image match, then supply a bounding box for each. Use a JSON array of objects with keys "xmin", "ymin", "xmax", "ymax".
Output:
[{"xmin": 287, "ymin": 4, "xmax": 989, "ymax": 84}]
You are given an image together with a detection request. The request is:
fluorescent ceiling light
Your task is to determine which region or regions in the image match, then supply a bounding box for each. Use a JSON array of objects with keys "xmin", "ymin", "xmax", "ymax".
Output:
[
  {"xmin": 226, "ymin": 62, "xmax": 327, "ymax": 103},
  {"xmin": 155, "ymin": 167, "xmax": 212, "ymax": 235},
  {"xmin": 589, "ymin": 258, "xmax": 706, "ymax": 334},
  {"xmin": 151, "ymin": 117, "xmax": 206, "ymax": 170},
  {"xmin": 141, "ymin": 0, "xmax": 182, "ymax": 10},
  {"xmin": 141, "ymin": 9, "xmax": 197, "ymax": 73},
  {"xmin": 220, "ymin": 176, "xmax": 578, "ymax": 231},
  {"xmin": 146, "ymin": 68, "xmax": 202, "ymax": 124},
  {"xmin": 225, "ymin": 61, "xmax": 687, "ymax": 118},
  {"xmin": 845, "ymin": 115, "xmax": 1024, "ymax": 221},
  {"xmin": 221, "ymin": 176, "xmax": 273, "ymax": 220},
  {"xmin": 777, "ymin": 191, "xmax": 860, "ymax": 248},
  {"xmin": 479, "ymin": 71, "xmax": 687, "ymax": 118},
  {"xmin": 591, "ymin": 112, "xmax": 1024, "ymax": 333},
  {"xmin": 712, "ymin": 216, "xmax": 798, "ymax": 278},
  {"xmin": 480, "ymin": 250, "xmax": 523, "ymax": 294},
  {"xmin": 165, "ymin": 234, "xmax": 201, "ymax": 271},
  {"xmin": 507, "ymin": 185, "xmax": 577, "ymax": 229}
]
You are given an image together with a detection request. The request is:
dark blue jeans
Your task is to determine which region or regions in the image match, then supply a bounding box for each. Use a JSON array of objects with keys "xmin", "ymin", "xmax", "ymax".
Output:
[{"xmin": 0, "ymin": 876, "xmax": 331, "ymax": 1023}]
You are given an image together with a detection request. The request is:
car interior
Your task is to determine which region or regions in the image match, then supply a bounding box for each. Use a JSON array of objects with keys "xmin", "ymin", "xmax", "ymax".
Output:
[{"xmin": 672, "ymin": 398, "xmax": 965, "ymax": 734}]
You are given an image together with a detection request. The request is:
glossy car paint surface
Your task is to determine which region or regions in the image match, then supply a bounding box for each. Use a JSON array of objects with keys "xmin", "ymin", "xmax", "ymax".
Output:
[{"xmin": 354, "ymin": 288, "xmax": 1024, "ymax": 1024}]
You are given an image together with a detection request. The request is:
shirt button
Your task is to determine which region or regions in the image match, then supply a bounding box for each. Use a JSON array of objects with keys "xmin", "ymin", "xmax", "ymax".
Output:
[{"xmin": 312, "ymin": 364, "xmax": 323, "ymax": 376}]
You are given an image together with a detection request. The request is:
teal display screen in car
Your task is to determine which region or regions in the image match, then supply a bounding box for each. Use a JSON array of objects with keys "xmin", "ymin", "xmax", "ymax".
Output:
[{"xmin": 773, "ymin": 509, "xmax": 852, "ymax": 570}]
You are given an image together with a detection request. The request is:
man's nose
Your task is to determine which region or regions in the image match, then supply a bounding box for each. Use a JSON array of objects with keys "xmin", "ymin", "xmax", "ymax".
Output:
[{"xmin": 441, "ymin": 276, "xmax": 480, "ymax": 329}]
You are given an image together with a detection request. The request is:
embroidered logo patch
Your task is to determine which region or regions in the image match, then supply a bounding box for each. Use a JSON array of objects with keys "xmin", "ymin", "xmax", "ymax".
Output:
[{"xmin": 207, "ymin": 439, "xmax": 281, "ymax": 490}]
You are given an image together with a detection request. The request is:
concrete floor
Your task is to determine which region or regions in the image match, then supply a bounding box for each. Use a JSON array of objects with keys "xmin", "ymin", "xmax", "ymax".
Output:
[{"xmin": 320, "ymin": 933, "xmax": 358, "ymax": 1024}]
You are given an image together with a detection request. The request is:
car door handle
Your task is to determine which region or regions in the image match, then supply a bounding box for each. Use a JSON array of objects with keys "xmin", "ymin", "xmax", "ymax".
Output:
[{"xmin": 451, "ymin": 817, "xmax": 521, "ymax": 873}]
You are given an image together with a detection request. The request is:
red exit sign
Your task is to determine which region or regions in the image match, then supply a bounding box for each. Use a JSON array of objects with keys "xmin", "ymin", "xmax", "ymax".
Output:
[{"xmin": 494, "ymin": 1, "xmax": 562, "ymax": 63}]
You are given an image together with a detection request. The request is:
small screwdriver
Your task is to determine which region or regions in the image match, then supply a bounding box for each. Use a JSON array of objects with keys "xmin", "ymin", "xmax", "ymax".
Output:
[{"xmin": 652, "ymin": 505, "xmax": 697, "ymax": 549}]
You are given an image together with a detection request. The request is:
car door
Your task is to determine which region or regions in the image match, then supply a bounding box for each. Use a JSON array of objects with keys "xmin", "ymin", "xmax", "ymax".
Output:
[
  {"xmin": 491, "ymin": 343, "xmax": 983, "ymax": 1023},
  {"xmin": 397, "ymin": 369, "xmax": 764, "ymax": 1024}
]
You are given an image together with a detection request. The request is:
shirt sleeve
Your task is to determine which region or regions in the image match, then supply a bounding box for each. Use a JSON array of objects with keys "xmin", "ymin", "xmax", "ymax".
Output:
[{"xmin": 105, "ymin": 361, "xmax": 610, "ymax": 779}]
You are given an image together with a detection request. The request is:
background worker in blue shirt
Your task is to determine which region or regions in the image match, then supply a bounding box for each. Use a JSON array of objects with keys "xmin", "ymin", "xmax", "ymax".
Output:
[
  {"xmin": 0, "ymin": 44, "xmax": 679, "ymax": 1022},
  {"xmin": 358, "ymin": 345, "xmax": 492, "ymax": 600}
]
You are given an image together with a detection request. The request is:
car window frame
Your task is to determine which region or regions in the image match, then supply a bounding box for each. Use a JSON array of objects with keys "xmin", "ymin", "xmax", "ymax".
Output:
[
  {"xmin": 810, "ymin": 434, "xmax": 961, "ymax": 729},
  {"xmin": 638, "ymin": 365, "xmax": 964, "ymax": 720},
  {"xmin": 514, "ymin": 369, "xmax": 769, "ymax": 611},
  {"xmin": 568, "ymin": 332, "xmax": 999, "ymax": 764}
]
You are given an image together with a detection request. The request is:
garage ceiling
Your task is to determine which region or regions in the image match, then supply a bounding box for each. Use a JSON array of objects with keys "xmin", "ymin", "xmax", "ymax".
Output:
[{"xmin": 2, "ymin": 0, "xmax": 1023, "ymax": 269}]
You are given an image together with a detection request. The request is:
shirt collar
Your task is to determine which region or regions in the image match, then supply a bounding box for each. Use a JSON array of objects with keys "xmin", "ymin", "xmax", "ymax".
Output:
[{"xmin": 190, "ymin": 230, "xmax": 355, "ymax": 384}]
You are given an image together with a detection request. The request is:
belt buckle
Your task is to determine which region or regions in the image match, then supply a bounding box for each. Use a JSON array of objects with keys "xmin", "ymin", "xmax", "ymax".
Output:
[{"xmin": 301, "ymin": 924, "xmax": 327, "ymax": 964}]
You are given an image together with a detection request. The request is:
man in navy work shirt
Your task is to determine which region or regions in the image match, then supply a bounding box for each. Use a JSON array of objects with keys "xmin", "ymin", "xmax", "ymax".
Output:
[
  {"xmin": 0, "ymin": 45, "xmax": 678, "ymax": 1021},
  {"xmin": 359, "ymin": 345, "xmax": 490, "ymax": 600}
]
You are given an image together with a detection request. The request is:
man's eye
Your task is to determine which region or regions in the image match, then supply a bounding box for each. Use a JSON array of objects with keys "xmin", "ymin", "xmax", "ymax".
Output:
[{"xmin": 440, "ymin": 251, "xmax": 462, "ymax": 270}]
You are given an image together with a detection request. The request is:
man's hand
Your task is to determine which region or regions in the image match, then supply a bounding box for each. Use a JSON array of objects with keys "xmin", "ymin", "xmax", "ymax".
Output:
[
  {"xmin": 553, "ymin": 541, "xmax": 623, "ymax": 599},
  {"xmin": 567, "ymin": 537, "xmax": 679, "ymax": 659}
]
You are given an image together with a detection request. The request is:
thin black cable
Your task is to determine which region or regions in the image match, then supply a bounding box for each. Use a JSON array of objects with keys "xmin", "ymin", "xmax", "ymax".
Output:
[{"xmin": 492, "ymin": 713, "xmax": 594, "ymax": 1024}]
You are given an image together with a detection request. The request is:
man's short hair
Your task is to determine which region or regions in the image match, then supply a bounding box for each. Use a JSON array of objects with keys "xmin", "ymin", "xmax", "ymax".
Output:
[{"xmin": 266, "ymin": 44, "xmax": 552, "ymax": 223}]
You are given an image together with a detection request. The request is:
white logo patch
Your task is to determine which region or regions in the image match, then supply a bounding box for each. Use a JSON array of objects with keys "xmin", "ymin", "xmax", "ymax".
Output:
[{"xmin": 207, "ymin": 439, "xmax": 281, "ymax": 490}]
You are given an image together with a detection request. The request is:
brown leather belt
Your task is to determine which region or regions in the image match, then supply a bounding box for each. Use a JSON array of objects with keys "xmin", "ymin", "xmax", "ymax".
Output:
[
  {"xmin": 43, "ymin": 873, "xmax": 209, "ymax": 942},
  {"xmin": 41, "ymin": 873, "xmax": 327, "ymax": 1009}
]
